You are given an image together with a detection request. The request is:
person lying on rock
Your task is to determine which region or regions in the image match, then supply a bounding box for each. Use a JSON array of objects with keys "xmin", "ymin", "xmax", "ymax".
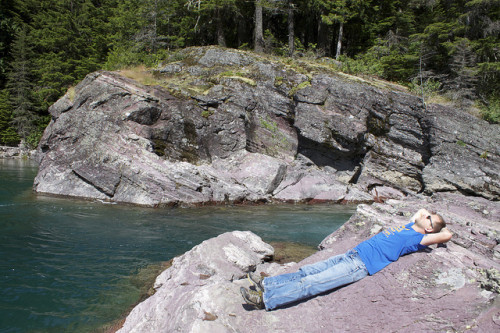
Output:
[{"xmin": 240, "ymin": 208, "xmax": 453, "ymax": 311}]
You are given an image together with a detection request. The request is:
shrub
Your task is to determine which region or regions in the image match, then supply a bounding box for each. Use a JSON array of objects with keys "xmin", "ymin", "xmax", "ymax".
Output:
[
  {"xmin": 479, "ymin": 95, "xmax": 500, "ymax": 124},
  {"xmin": 408, "ymin": 78, "xmax": 441, "ymax": 99},
  {"xmin": 338, "ymin": 53, "xmax": 384, "ymax": 78}
]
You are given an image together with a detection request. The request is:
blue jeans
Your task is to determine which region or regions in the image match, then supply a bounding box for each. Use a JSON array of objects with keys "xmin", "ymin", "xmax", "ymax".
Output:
[{"xmin": 262, "ymin": 249, "xmax": 368, "ymax": 310}]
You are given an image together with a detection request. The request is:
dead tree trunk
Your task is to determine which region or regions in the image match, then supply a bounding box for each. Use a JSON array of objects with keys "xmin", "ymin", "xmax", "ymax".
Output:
[
  {"xmin": 288, "ymin": 1, "xmax": 294, "ymax": 57},
  {"xmin": 335, "ymin": 21, "xmax": 344, "ymax": 60},
  {"xmin": 254, "ymin": 0, "xmax": 265, "ymax": 53}
]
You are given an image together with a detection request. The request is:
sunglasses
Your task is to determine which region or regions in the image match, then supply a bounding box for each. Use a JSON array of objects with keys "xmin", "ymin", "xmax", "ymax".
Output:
[{"xmin": 427, "ymin": 215, "xmax": 434, "ymax": 229}]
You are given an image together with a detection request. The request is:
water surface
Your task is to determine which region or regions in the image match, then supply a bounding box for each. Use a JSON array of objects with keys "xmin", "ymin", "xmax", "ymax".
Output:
[{"xmin": 0, "ymin": 159, "xmax": 355, "ymax": 332}]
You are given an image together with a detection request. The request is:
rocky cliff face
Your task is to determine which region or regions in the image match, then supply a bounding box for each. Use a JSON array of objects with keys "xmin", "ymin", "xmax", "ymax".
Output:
[
  {"xmin": 33, "ymin": 47, "xmax": 499, "ymax": 205},
  {"xmin": 117, "ymin": 194, "xmax": 500, "ymax": 332}
]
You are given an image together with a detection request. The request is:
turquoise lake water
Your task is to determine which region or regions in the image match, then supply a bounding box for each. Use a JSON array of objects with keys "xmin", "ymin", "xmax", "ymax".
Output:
[{"xmin": 0, "ymin": 159, "xmax": 355, "ymax": 332}]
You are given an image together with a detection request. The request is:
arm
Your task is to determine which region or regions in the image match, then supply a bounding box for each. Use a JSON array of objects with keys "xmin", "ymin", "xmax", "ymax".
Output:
[{"xmin": 420, "ymin": 227, "xmax": 453, "ymax": 246}]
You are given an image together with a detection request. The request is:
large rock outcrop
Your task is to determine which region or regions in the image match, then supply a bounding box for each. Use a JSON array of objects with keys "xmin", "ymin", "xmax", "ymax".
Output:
[
  {"xmin": 33, "ymin": 47, "xmax": 500, "ymax": 205},
  {"xmin": 117, "ymin": 194, "xmax": 500, "ymax": 332}
]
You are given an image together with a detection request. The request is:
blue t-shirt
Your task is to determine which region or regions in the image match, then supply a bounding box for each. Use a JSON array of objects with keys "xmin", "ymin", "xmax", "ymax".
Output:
[{"xmin": 354, "ymin": 222, "xmax": 427, "ymax": 275}]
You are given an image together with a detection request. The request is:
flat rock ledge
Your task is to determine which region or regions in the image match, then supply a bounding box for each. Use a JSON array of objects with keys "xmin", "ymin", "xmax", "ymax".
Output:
[{"xmin": 118, "ymin": 193, "xmax": 500, "ymax": 333}]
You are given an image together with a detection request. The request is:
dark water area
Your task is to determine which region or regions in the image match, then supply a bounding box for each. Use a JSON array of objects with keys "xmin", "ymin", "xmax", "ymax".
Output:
[{"xmin": 0, "ymin": 159, "xmax": 355, "ymax": 332}]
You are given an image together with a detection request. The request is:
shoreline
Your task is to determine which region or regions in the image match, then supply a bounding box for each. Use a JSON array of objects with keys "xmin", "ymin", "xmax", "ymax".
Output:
[
  {"xmin": 0, "ymin": 146, "xmax": 35, "ymax": 159},
  {"xmin": 114, "ymin": 194, "xmax": 500, "ymax": 332},
  {"xmin": 98, "ymin": 241, "xmax": 318, "ymax": 333}
]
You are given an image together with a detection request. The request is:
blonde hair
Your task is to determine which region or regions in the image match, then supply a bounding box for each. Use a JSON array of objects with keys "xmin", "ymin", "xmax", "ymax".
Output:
[
  {"xmin": 412, "ymin": 209, "xmax": 446, "ymax": 233},
  {"xmin": 432, "ymin": 214, "xmax": 446, "ymax": 232}
]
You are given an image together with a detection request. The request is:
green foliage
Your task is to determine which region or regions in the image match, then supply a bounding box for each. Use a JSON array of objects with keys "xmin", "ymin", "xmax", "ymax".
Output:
[
  {"xmin": 0, "ymin": 0, "xmax": 497, "ymax": 141},
  {"xmin": 479, "ymin": 95, "xmax": 500, "ymax": 124},
  {"xmin": 104, "ymin": 46, "xmax": 148, "ymax": 70},
  {"xmin": 25, "ymin": 130, "xmax": 42, "ymax": 149},
  {"xmin": 477, "ymin": 62, "xmax": 500, "ymax": 103},
  {"xmin": 263, "ymin": 29, "xmax": 283, "ymax": 55},
  {"xmin": 201, "ymin": 109, "xmax": 214, "ymax": 118},
  {"xmin": 338, "ymin": 53, "xmax": 384, "ymax": 77},
  {"xmin": 288, "ymin": 80, "xmax": 311, "ymax": 97},
  {"xmin": 339, "ymin": 32, "xmax": 420, "ymax": 82},
  {"xmin": 28, "ymin": 0, "xmax": 107, "ymax": 107},
  {"xmin": 0, "ymin": 89, "xmax": 20, "ymax": 145},
  {"xmin": 26, "ymin": 113, "xmax": 50, "ymax": 149},
  {"xmin": 0, "ymin": 0, "xmax": 21, "ymax": 89},
  {"xmin": 7, "ymin": 24, "xmax": 38, "ymax": 140},
  {"xmin": 408, "ymin": 78, "xmax": 441, "ymax": 98},
  {"xmin": 0, "ymin": 127, "xmax": 20, "ymax": 146},
  {"xmin": 316, "ymin": 0, "xmax": 367, "ymax": 25},
  {"xmin": 105, "ymin": 0, "xmax": 190, "ymax": 69},
  {"xmin": 381, "ymin": 53, "xmax": 419, "ymax": 82}
]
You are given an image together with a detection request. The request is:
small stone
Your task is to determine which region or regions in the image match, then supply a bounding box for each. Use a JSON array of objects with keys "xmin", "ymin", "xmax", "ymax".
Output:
[{"xmin": 203, "ymin": 311, "xmax": 218, "ymax": 321}]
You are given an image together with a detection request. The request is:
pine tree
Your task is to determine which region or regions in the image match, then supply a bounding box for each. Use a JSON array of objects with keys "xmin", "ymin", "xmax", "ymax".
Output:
[
  {"xmin": 464, "ymin": 0, "xmax": 500, "ymax": 103},
  {"xmin": 446, "ymin": 38, "xmax": 479, "ymax": 105},
  {"xmin": 7, "ymin": 25, "xmax": 37, "ymax": 142},
  {"xmin": 106, "ymin": 0, "xmax": 191, "ymax": 68},
  {"xmin": 184, "ymin": 0, "xmax": 239, "ymax": 47},
  {"xmin": 314, "ymin": 0, "xmax": 369, "ymax": 59},
  {"xmin": 29, "ymin": 0, "xmax": 109, "ymax": 108},
  {"xmin": 0, "ymin": 89, "xmax": 20, "ymax": 145},
  {"xmin": 132, "ymin": 0, "xmax": 174, "ymax": 52},
  {"xmin": 0, "ymin": 0, "xmax": 24, "ymax": 89}
]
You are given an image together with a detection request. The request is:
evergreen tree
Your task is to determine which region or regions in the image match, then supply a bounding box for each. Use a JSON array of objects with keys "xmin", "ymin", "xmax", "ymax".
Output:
[
  {"xmin": 463, "ymin": 0, "xmax": 500, "ymax": 103},
  {"xmin": 29, "ymin": 0, "xmax": 110, "ymax": 108},
  {"xmin": 0, "ymin": 0, "xmax": 496, "ymax": 130},
  {"xmin": 7, "ymin": 25, "xmax": 37, "ymax": 142},
  {"xmin": 314, "ymin": 0, "xmax": 369, "ymax": 59},
  {"xmin": 446, "ymin": 38, "xmax": 478, "ymax": 104},
  {"xmin": 0, "ymin": 0, "xmax": 25, "ymax": 89},
  {"xmin": 106, "ymin": 0, "xmax": 190, "ymax": 69},
  {"xmin": 106, "ymin": 0, "xmax": 146, "ymax": 68},
  {"xmin": 132, "ymin": 0, "xmax": 176, "ymax": 52},
  {"xmin": 184, "ymin": 0, "xmax": 239, "ymax": 47},
  {"xmin": 0, "ymin": 89, "xmax": 20, "ymax": 145}
]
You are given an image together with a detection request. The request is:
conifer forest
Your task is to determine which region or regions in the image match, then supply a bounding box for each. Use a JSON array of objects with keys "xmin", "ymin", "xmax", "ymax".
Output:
[{"xmin": 0, "ymin": 0, "xmax": 498, "ymax": 147}]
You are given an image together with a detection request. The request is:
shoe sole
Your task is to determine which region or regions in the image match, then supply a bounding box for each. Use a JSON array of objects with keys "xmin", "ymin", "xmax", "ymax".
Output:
[
  {"xmin": 240, "ymin": 287, "xmax": 263, "ymax": 309},
  {"xmin": 247, "ymin": 273, "xmax": 264, "ymax": 292}
]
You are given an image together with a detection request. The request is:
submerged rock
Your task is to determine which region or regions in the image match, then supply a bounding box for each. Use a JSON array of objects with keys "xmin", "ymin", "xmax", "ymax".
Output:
[
  {"xmin": 33, "ymin": 47, "xmax": 499, "ymax": 205},
  {"xmin": 118, "ymin": 194, "xmax": 500, "ymax": 332}
]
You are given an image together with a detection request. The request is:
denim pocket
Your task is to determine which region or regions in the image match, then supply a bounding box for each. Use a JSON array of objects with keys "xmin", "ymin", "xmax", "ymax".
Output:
[{"xmin": 347, "ymin": 249, "xmax": 368, "ymax": 274}]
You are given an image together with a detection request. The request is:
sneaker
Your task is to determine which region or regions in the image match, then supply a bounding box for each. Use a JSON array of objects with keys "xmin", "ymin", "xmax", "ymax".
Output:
[
  {"xmin": 240, "ymin": 287, "xmax": 264, "ymax": 309},
  {"xmin": 247, "ymin": 272, "xmax": 264, "ymax": 292}
]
